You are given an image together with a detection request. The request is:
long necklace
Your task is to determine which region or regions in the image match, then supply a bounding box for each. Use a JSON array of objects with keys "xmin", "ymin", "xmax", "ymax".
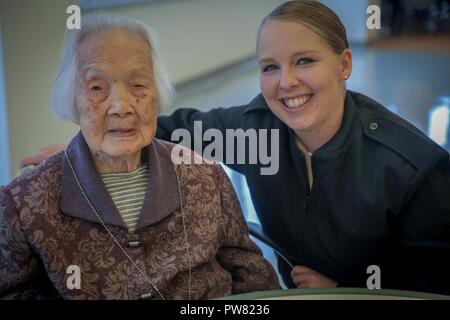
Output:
[{"xmin": 64, "ymin": 150, "xmax": 192, "ymax": 300}]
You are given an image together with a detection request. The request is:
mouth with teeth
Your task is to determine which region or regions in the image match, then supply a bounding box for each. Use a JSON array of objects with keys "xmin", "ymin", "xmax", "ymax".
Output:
[{"xmin": 281, "ymin": 94, "xmax": 314, "ymax": 112}]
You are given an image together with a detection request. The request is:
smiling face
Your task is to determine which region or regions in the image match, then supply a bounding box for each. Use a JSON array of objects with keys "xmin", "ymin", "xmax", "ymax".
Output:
[
  {"xmin": 258, "ymin": 19, "xmax": 352, "ymax": 143},
  {"xmin": 74, "ymin": 29, "xmax": 157, "ymax": 171}
]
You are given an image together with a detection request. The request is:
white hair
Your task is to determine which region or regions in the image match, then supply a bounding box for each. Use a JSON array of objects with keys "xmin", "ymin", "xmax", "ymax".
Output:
[{"xmin": 51, "ymin": 12, "xmax": 175, "ymax": 122}]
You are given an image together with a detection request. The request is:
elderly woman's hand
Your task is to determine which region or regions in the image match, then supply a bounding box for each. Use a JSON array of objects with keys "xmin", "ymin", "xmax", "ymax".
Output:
[
  {"xmin": 291, "ymin": 265, "xmax": 338, "ymax": 288},
  {"xmin": 20, "ymin": 144, "xmax": 67, "ymax": 168}
]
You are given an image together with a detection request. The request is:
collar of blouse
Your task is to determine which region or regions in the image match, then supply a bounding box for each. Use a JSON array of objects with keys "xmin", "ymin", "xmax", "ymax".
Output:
[{"xmin": 60, "ymin": 132, "xmax": 182, "ymax": 230}]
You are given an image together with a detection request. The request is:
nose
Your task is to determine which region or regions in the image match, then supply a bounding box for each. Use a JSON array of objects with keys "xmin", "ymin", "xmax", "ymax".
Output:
[
  {"xmin": 108, "ymin": 85, "xmax": 134, "ymax": 117},
  {"xmin": 279, "ymin": 67, "xmax": 300, "ymax": 90}
]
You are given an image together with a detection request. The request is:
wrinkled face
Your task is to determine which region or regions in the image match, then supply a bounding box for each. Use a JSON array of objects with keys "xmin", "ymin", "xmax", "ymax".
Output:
[
  {"xmin": 75, "ymin": 29, "xmax": 157, "ymax": 161},
  {"xmin": 258, "ymin": 19, "xmax": 351, "ymax": 134}
]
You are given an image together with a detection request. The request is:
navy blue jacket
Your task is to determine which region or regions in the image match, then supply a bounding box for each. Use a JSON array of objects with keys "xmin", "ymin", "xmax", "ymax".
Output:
[{"xmin": 157, "ymin": 90, "xmax": 450, "ymax": 294}]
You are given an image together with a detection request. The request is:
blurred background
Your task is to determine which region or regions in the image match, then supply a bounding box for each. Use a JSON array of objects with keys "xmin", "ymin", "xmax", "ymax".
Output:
[{"xmin": 1, "ymin": 0, "xmax": 450, "ymax": 219}]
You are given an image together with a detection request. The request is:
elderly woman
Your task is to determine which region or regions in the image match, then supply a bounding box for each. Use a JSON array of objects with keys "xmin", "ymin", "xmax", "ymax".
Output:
[{"xmin": 0, "ymin": 14, "xmax": 279, "ymax": 299}]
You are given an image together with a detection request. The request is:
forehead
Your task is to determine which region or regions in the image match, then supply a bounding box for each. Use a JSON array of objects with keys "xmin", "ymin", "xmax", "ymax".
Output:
[
  {"xmin": 258, "ymin": 20, "xmax": 331, "ymax": 57},
  {"xmin": 77, "ymin": 29, "xmax": 152, "ymax": 74}
]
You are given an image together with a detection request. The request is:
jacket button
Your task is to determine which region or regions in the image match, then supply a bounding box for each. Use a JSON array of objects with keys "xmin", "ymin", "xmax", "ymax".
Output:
[
  {"xmin": 126, "ymin": 240, "xmax": 142, "ymax": 248},
  {"xmin": 369, "ymin": 122, "xmax": 379, "ymax": 130}
]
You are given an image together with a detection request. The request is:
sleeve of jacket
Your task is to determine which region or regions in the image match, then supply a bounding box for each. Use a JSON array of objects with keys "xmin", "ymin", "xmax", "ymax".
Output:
[
  {"xmin": 0, "ymin": 187, "xmax": 40, "ymax": 299},
  {"xmin": 398, "ymin": 149, "xmax": 450, "ymax": 295},
  {"xmin": 213, "ymin": 165, "xmax": 280, "ymax": 294},
  {"xmin": 156, "ymin": 106, "xmax": 248, "ymax": 174}
]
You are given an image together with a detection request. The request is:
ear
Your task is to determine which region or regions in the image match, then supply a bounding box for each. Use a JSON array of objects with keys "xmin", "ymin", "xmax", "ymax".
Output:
[{"xmin": 340, "ymin": 49, "xmax": 353, "ymax": 81}]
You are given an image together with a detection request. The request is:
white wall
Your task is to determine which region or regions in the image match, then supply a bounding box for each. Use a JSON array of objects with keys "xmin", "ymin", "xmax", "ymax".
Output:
[{"xmin": 0, "ymin": 0, "xmax": 285, "ymax": 180}]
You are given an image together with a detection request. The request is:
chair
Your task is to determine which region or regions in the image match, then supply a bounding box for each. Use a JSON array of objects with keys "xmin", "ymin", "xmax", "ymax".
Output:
[{"xmin": 246, "ymin": 221, "xmax": 294, "ymax": 269}]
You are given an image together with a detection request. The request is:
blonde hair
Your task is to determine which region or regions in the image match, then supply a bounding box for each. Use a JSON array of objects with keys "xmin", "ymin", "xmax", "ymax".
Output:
[{"xmin": 258, "ymin": 0, "xmax": 349, "ymax": 54}]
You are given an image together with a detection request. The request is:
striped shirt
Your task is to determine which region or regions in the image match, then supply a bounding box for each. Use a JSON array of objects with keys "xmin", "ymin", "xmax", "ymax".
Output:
[{"xmin": 101, "ymin": 165, "xmax": 149, "ymax": 233}]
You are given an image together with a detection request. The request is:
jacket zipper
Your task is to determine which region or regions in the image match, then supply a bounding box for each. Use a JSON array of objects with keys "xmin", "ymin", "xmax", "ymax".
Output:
[{"xmin": 298, "ymin": 151, "xmax": 311, "ymax": 267}]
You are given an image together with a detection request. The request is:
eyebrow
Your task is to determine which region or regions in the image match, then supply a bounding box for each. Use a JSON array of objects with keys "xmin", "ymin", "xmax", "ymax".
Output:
[{"xmin": 258, "ymin": 50, "xmax": 320, "ymax": 65}]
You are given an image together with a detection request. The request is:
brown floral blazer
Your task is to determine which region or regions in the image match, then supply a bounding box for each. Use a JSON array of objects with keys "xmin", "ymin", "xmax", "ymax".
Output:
[{"xmin": 0, "ymin": 133, "xmax": 279, "ymax": 299}]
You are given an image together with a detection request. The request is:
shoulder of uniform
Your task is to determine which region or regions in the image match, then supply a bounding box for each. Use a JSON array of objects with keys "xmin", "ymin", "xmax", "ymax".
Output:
[
  {"xmin": 244, "ymin": 93, "xmax": 270, "ymax": 114},
  {"xmin": 349, "ymin": 91, "xmax": 447, "ymax": 169}
]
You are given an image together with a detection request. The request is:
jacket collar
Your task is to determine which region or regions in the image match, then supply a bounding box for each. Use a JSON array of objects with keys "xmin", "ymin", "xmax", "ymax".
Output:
[
  {"xmin": 244, "ymin": 93, "xmax": 270, "ymax": 114},
  {"xmin": 308, "ymin": 90, "xmax": 359, "ymax": 159},
  {"xmin": 60, "ymin": 132, "xmax": 181, "ymax": 231}
]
